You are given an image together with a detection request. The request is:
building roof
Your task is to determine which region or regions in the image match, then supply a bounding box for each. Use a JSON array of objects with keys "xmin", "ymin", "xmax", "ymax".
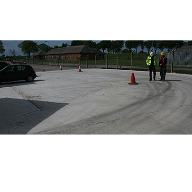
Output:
[
  {"xmin": 33, "ymin": 50, "xmax": 46, "ymax": 56},
  {"xmin": 46, "ymin": 45, "xmax": 104, "ymax": 55},
  {"xmin": 176, "ymin": 46, "xmax": 192, "ymax": 52}
]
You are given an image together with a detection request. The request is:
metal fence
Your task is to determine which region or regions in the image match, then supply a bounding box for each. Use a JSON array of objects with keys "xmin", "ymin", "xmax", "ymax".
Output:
[
  {"xmin": 19, "ymin": 51, "xmax": 192, "ymax": 69},
  {"xmin": 162, "ymin": 51, "xmax": 192, "ymax": 67}
]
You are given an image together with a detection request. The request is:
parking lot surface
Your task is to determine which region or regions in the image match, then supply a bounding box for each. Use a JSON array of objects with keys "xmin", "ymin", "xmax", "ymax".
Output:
[{"xmin": 1, "ymin": 68, "xmax": 192, "ymax": 134}]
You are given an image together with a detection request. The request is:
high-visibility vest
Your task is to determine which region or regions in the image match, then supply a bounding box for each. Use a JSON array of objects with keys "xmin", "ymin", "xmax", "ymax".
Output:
[
  {"xmin": 159, "ymin": 56, "xmax": 167, "ymax": 66},
  {"xmin": 146, "ymin": 56, "xmax": 157, "ymax": 66}
]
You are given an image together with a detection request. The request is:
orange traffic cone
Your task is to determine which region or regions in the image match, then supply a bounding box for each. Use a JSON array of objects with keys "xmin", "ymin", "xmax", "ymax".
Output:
[
  {"xmin": 42, "ymin": 65, "xmax": 45, "ymax": 71},
  {"xmin": 128, "ymin": 73, "xmax": 138, "ymax": 85},
  {"xmin": 60, "ymin": 64, "xmax": 62, "ymax": 70},
  {"xmin": 78, "ymin": 64, "xmax": 82, "ymax": 72}
]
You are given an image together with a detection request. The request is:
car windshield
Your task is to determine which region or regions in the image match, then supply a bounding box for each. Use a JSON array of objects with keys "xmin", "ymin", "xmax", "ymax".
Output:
[
  {"xmin": 0, "ymin": 66, "xmax": 8, "ymax": 71},
  {"xmin": 0, "ymin": 65, "xmax": 14, "ymax": 71}
]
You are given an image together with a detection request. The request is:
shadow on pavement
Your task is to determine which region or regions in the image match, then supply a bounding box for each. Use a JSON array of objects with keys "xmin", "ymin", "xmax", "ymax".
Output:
[
  {"xmin": 0, "ymin": 98, "xmax": 68, "ymax": 134},
  {"xmin": 166, "ymin": 80, "xmax": 182, "ymax": 82},
  {"xmin": 0, "ymin": 80, "xmax": 45, "ymax": 88}
]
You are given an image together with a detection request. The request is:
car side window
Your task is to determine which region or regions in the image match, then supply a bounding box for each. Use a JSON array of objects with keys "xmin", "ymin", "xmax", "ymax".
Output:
[
  {"xmin": 5, "ymin": 66, "xmax": 14, "ymax": 72},
  {"xmin": 17, "ymin": 66, "xmax": 26, "ymax": 71}
]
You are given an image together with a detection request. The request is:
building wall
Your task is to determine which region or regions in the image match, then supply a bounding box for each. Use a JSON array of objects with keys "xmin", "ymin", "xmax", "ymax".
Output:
[
  {"xmin": 34, "ymin": 55, "xmax": 45, "ymax": 60},
  {"xmin": 45, "ymin": 53, "xmax": 104, "ymax": 61}
]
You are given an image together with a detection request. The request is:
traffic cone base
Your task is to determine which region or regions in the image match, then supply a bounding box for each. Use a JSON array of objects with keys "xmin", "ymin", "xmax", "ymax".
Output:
[
  {"xmin": 78, "ymin": 64, "xmax": 82, "ymax": 72},
  {"xmin": 42, "ymin": 65, "xmax": 45, "ymax": 71},
  {"xmin": 128, "ymin": 73, "xmax": 138, "ymax": 85}
]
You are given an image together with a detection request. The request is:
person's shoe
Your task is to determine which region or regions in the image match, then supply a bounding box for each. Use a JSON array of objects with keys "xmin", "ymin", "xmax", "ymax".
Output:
[
  {"xmin": 153, "ymin": 77, "xmax": 156, "ymax": 81},
  {"xmin": 149, "ymin": 78, "xmax": 152, "ymax": 81}
]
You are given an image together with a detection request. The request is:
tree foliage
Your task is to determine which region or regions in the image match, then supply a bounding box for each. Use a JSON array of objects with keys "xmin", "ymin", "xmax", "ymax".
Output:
[
  {"xmin": 112, "ymin": 41, "xmax": 124, "ymax": 53},
  {"xmin": 18, "ymin": 41, "xmax": 38, "ymax": 57},
  {"xmin": 144, "ymin": 41, "xmax": 153, "ymax": 54},
  {"xmin": 125, "ymin": 41, "xmax": 133, "ymax": 51},
  {"xmin": 9, "ymin": 49, "xmax": 16, "ymax": 56},
  {"xmin": 38, "ymin": 43, "xmax": 51, "ymax": 52},
  {"xmin": 187, "ymin": 41, "xmax": 192, "ymax": 46},
  {"xmin": 125, "ymin": 40, "xmax": 143, "ymax": 53},
  {"xmin": 71, "ymin": 40, "xmax": 97, "ymax": 48},
  {"xmin": 62, "ymin": 43, "xmax": 68, "ymax": 47},
  {"xmin": 0, "ymin": 40, "xmax": 5, "ymax": 55},
  {"xmin": 97, "ymin": 40, "xmax": 109, "ymax": 53}
]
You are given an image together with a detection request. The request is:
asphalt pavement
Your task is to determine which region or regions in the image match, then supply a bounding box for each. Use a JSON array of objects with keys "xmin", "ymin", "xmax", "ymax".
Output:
[{"xmin": 1, "ymin": 68, "xmax": 192, "ymax": 134}]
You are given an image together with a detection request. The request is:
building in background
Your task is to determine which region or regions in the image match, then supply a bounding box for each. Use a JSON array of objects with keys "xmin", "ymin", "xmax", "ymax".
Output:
[
  {"xmin": 33, "ymin": 45, "xmax": 104, "ymax": 61},
  {"xmin": 33, "ymin": 50, "xmax": 46, "ymax": 60}
]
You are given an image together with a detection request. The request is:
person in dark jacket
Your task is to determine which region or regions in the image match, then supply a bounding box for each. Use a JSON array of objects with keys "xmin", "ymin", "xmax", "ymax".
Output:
[
  {"xmin": 159, "ymin": 52, "xmax": 167, "ymax": 81},
  {"xmin": 146, "ymin": 52, "xmax": 157, "ymax": 81}
]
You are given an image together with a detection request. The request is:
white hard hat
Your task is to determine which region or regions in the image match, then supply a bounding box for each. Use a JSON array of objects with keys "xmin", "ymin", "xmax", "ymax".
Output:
[{"xmin": 150, "ymin": 52, "xmax": 154, "ymax": 57}]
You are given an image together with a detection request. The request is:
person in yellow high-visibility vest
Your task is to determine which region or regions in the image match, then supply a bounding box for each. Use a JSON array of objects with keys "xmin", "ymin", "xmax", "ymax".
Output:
[{"xmin": 146, "ymin": 52, "xmax": 157, "ymax": 81}]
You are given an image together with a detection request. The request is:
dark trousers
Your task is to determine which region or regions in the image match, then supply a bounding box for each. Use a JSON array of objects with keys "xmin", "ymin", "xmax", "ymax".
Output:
[
  {"xmin": 149, "ymin": 65, "xmax": 156, "ymax": 80},
  {"xmin": 160, "ymin": 66, "xmax": 166, "ymax": 80}
]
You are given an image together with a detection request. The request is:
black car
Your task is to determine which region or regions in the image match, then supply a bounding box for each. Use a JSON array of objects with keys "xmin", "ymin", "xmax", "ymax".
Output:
[
  {"xmin": 0, "ymin": 61, "xmax": 10, "ymax": 70},
  {"xmin": 0, "ymin": 64, "xmax": 37, "ymax": 83}
]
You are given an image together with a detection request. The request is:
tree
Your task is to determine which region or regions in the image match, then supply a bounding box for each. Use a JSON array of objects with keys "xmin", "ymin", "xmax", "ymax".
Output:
[
  {"xmin": 97, "ymin": 40, "xmax": 109, "ymax": 53},
  {"xmin": 140, "ymin": 41, "xmax": 145, "ymax": 52},
  {"xmin": 132, "ymin": 41, "xmax": 142, "ymax": 53},
  {"xmin": 144, "ymin": 41, "xmax": 153, "ymax": 54},
  {"xmin": 71, "ymin": 40, "xmax": 97, "ymax": 48},
  {"xmin": 187, "ymin": 41, "xmax": 192, "ymax": 46},
  {"xmin": 71, "ymin": 40, "xmax": 85, "ymax": 46},
  {"xmin": 38, "ymin": 43, "xmax": 50, "ymax": 52},
  {"xmin": 115, "ymin": 40, "xmax": 124, "ymax": 53},
  {"xmin": 151, "ymin": 41, "xmax": 159, "ymax": 53},
  {"xmin": 125, "ymin": 40, "xmax": 142, "ymax": 53},
  {"xmin": 62, "ymin": 43, "xmax": 68, "ymax": 47},
  {"xmin": 174, "ymin": 40, "xmax": 185, "ymax": 49},
  {"xmin": 0, "ymin": 40, "xmax": 5, "ymax": 55},
  {"xmin": 85, "ymin": 40, "xmax": 97, "ymax": 48},
  {"xmin": 18, "ymin": 41, "xmax": 38, "ymax": 57},
  {"xmin": 156, "ymin": 41, "xmax": 165, "ymax": 52},
  {"xmin": 121, "ymin": 49, "xmax": 129, "ymax": 53},
  {"xmin": 9, "ymin": 49, "xmax": 16, "ymax": 56},
  {"xmin": 163, "ymin": 40, "xmax": 185, "ymax": 51},
  {"xmin": 54, "ymin": 45, "xmax": 60, "ymax": 49},
  {"xmin": 110, "ymin": 41, "xmax": 124, "ymax": 53},
  {"xmin": 106, "ymin": 41, "xmax": 112, "ymax": 53},
  {"xmin": 125, "ymin": 41, "xmax": 133, "ymax": 51}
]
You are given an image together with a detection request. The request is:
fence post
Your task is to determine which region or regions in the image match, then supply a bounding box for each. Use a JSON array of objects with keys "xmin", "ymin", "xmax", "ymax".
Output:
[
  {"xmin": 86, "ymin": 54, "xmax": 89, "ymax": 68},
  {"xmin": 171, "ymin": 49, "xmax": 174, "ymax": 73},
  {"xmin": 116, "ymin": 53, "xmax": 119, "ymax": 69},
  {"xmin": 95, "ymin": 54, "xmax": 97, "ymax": 68},
  {"xmin": 106, "ymin": 53, "xmax": 108, "ymax": 69},
  {"xmin": 131, "ymin": 51, "xmax": 133, "ymax": 70}
]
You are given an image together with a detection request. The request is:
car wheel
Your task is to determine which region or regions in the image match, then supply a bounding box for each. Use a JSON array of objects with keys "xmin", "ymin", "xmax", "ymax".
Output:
[{"xmin": 26, "ymin": 75, "xmax": 34, "ymax": 82}]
